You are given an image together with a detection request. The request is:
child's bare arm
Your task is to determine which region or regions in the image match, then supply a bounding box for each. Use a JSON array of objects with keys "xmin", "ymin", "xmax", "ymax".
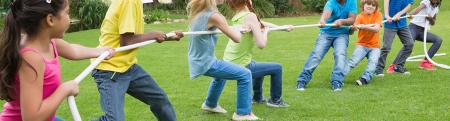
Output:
[
  {"xmin": 55, "ymin": 39, "xmax": 114, "ymax": 60},
  {"xmin": 209, "ymin": 13, "xmax": 242, "ymax": 43},
  {"xmin": 393, "ymin": 4, "xmax": 413, "ymax": 21}
]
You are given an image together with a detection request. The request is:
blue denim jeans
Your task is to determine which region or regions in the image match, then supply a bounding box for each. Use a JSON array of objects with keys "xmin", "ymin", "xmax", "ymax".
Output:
[
  {"xmin": 246, "ymin": 61, "xmax": 282, "ymax": 101},
  {"xmin": 54, "ymin": 116, "xmax": 64, "ymax": 121},
  {"xmin": 344, "ymin": 45, "xmax": 381, "ymax": 81},
  {"xmin": 91, "ymin": 64, "xmax": 176, "ymax": 121},
  {"xmin": 204, "ymin": 60, "xmax": 252, "ymax": 115},
  {"xmin": 297, "ymin": 33, "xmax": 349, "ymax": 86}
]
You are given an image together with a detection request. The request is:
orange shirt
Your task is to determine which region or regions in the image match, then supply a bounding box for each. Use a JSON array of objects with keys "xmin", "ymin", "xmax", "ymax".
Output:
[{"xmin": 354, "ymin": 11, "xmax": 383, "ymax": 48}]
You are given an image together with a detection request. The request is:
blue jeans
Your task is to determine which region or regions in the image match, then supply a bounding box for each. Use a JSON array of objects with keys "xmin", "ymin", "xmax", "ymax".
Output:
[
  {"xmin": 246, "ymin": 61, "xmax": 282, "ymax": 101},
  {"xmin": 91, "ymin": 64, "xmax": 176, "ymax": 121},
  {"xmin": 344, "ymin": 45, "xmax": 381, "ymax": 81},
  {"xmin": 204, "ymin": 60, "xmax": 252, "ymax": 115},
  {"xmin": 54, "ymin": 116, "xmax": 64, "ymax": 121},
  {"xmin": 297, "ymin": 33, "xmax": 349, "ymax": 86}
]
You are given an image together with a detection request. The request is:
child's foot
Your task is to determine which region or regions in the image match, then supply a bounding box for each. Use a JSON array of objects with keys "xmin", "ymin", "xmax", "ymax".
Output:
[
  {"xmin": 420, "ymin": 59, "xmax": 436, "ymax": 71},
  {"xmin": 332, "ymin": 83, "xmax": 342, "ymax": 92},
  {"xmin": 374, "ymin": 70, "xmax": 384, "ymax": 77},
  {"xmin": 266, "ymin": 98, "xmax": 289, "ymax": 108},
  {"xmin": 232, "ymin": 112, "xmax": 259, "ymax": 121},
  {"xmin": 356, "ymin": 78, "xmax": 368, "ymax": 86},
  {"xmin": 387, "ymin": 64, "xmax": 395, "ymax": 73},
  {"xmin": 296, "ymin": 82, "xmax": 306, "ymax": 91},
  {"xmin": 252, "ymin": 97, "xmax": 267, "ymax": 104},
  {"xmin": 201, "ymin": 103, "xmax": 227, "ymax": 113},
  {"xmin": 394, "ymin": 65, "xmax": 411, "ymax": 75}
]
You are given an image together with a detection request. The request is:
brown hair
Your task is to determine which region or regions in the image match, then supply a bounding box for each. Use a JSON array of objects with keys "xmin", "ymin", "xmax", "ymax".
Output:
[
  {"xmin": 360, "ymin": 0, "xmax": 379, "ymax": 11},
  {"xmin": 0, "ymin": 0, "xmax": 67, "ymax": 101},
  {"xmin": 227, "ymin": 0, "xmax": 264, "ymax": 28}
]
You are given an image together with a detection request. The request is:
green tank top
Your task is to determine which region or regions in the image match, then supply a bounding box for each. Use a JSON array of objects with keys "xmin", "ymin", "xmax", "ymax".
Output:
[{"xmin": 223, "ymin": 12, "xmax": 255, "ymax": 67}]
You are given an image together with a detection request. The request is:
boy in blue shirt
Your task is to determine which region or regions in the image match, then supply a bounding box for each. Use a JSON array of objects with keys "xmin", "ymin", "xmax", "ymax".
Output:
[
  {"xmin": 296, "ymin": 0, "xmax": 357, "ymax": 91},
  {"xmin": 375, "ymin": 0, "xmax": 414, "ymax": 76}
]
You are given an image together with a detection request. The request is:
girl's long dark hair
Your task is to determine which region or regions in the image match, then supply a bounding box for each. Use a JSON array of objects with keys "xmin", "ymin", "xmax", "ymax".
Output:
[
  {"xmin": 228, "ymin": 0, "xmax": 265, "ymax": 28},
  {"xmin": 0, "ymin": 0, "xmax": 66, "ymax": 101}
]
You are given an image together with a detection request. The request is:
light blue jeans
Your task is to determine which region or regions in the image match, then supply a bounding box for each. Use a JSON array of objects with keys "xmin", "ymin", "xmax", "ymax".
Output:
[
  {"xmin": 344, "ymin": 45, "xmax": 381, "ymax": 81},
  {"xmin": 204, "ymin": 60, "xmax": 253, "ymax": 115},
  {"xmin": 297, "ymin": 33, "xmax": 349, "ymax": 86}
]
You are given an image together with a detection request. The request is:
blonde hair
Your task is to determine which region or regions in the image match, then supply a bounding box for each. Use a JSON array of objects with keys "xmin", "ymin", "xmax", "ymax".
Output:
[{"xmin": 186, "ymin": 0, "xmax": 218, "ymax": 24}]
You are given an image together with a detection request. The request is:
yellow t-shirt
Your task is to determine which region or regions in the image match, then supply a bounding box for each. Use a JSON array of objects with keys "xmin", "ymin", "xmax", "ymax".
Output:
[{"xmin": 96, "ymin": 0, "xmax": 144, "ymax": 72}]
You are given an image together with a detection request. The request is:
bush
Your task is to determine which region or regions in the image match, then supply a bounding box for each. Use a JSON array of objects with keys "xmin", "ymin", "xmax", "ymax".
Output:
[
  {"xmin": 77, "ymin": 0, "xmax": 108, "ymax": 30},
  {"xmin": 69, "ymin": 0, "xmax": 84, "ymax": 18},
  {"xmin": 301, "ymin": 0, "xmax": 327, "ymax": 12},
  {"xmin": 144, "ymin": 9, "xmax": 170, "ymax": 24},
  {"xmin": 268, "ymin": 0, "xmax": 294, "ymax": 15},
  {"xmin": 253, "ymin": 0, "xmax": 276, "ymax": 18}
]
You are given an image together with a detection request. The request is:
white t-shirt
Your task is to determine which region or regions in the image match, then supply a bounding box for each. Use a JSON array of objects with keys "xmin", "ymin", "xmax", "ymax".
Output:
[{"xmin": 410, "ymin": 0, "xmax": 439, "ymax": 29}]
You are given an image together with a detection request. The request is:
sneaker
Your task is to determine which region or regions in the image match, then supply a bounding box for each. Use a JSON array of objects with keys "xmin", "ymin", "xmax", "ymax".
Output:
[
  {"xmin": 394, "ymin": 65, "xmax": 411, "ymax": 75},
  {"xmin": 266, "ymin": 98, "xmax": 290, "ymax": 108},
  {"xmin": 296, "ymin": 82, "xmax": 306, "ymax": 91},
  {"xmin": 374, "ymin": 70, "xmax": 385, "ymax": 77},
  {"xmin": 420, "ymin": 59, "xmax": 436, "ymax": 71},
  {"xmin": 332, "ymin": 83, "xmax": 342, "ymax": 92},
  {"xmin": 356, "ymin": 78, "xmax": 368, "ymax": 86},
  {"xmin": 252, "ymin": 97, "xmax": 267, "ymax": 104},
  {"xmin": 386, "ymin": 64, "xmax": 395, "ymax": 73},
  {"xmin": 201, "ymin": 103, "xmax": 227, "ymax": 113},
  {"xmin": 232, "ymin": 112, "xmax": 259, "ymax": 121}
]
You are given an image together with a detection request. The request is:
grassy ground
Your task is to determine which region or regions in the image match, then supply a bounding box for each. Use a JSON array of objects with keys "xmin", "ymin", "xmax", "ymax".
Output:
[{"xmin": 2, "ymin": 6, "xmax": 450, "ymax": 121}]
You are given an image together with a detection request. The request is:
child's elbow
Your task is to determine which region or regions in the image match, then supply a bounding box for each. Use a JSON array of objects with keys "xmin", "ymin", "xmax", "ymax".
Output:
[{"xmin": 257, "ymin": 44, "xmax": 266, "ymax": 49}]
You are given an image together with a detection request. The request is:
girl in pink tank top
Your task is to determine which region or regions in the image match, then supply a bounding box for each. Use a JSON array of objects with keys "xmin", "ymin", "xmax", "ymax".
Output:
[{"xmin": 0, "ymin": 0, "xmax": 114, "ymax": 121}]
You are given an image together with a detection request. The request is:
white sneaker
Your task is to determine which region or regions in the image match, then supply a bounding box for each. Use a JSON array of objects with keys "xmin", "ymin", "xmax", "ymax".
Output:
[
  {"xmin": 201, "ymin": 103, "xmax": 227, "ymax": 113},
  {"xmin": 232, "ymin": 112, "xmax": 259, "ymax": 121}
]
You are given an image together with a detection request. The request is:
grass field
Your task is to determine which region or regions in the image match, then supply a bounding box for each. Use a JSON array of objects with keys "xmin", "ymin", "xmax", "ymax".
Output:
[{"xmin": 2, "ymin": 3, "xmax": 450, "ymax": 121}]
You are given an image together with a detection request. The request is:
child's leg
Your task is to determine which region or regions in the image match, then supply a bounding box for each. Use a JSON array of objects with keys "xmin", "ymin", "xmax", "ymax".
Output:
[
  {"xmin": 204, "ymin": 78, "xmax": 227, "ymax": 108},
  {"xmin": 377, "ymin": 28, "xmax": 397, "ymax": 71},
  {"xmin": 416, "ymin": 32, "xmax": 443, "ymax": 59},
  {"xmin": 331, "ymin": 34, "xmax": 349, "ymax": 86},
  {"xmin": 362, "ymin": 48, "xmax": 381, "ymax": 82},
  {"xmin": 126, "ymin": 65, "xmax": 176, "ymax": 121},
  {"xmin": 247, "ymin": 61, "xmax": 283, "ymax": 100},
  {"xmin": 92, "ymin": 69, "xmax": 131, "ymax": 121},
  {"xmin": 297, "ymin": 33, "xmax": 333, "ymax": 85},
  {"xmin": 204, "ymin": 60, "xmax": 252, "ymax": 115},
  {"xmin": 345, "ymin": 45, "xmax": 369, "ymax": 76},
  {"xmin": 54, "ymin": 116, "xmax": 65, "ymax": 121},
  {"xmin": 392, "ymin": 27, "xmax": 414, "ymax": 67}
]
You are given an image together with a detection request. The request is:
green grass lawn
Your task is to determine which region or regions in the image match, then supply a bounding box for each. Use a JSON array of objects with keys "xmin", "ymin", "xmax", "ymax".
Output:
[{"xmin": 2, "ymin": 10, "xmax": 450, "ymax": 121}]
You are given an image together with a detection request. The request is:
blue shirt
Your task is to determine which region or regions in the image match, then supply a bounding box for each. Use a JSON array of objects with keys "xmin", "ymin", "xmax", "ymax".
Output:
[
  {"xmin": 384, "ymin": 0, "xmax": 414, "ymax": 29},
  {"xmin": 320, "ymin": 0, "xmax": 357, "ymax": 35},
  {"xmin": 188, "ymin": 10, "xmax": 218, "ymax": 79}
]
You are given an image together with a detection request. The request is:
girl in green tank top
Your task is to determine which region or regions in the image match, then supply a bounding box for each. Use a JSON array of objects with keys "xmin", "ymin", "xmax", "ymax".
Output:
[{"xmin": 225, "ymin": 0, "xmax": 293, "ymax": 108}]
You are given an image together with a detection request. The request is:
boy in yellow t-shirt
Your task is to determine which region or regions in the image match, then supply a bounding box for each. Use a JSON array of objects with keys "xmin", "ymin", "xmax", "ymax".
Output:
[
  {"xmin": 91, "ymin": 0, "xmax": 183, "ymax": 120},
  {"xmin": 344, "ymin": 0, "xmax": 382, "ymax": 86}
]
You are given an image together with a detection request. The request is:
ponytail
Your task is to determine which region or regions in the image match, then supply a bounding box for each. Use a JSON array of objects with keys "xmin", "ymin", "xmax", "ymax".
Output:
[{"xmin": 0, "ymin": 1, "xmax": 23, "ymax": 101}]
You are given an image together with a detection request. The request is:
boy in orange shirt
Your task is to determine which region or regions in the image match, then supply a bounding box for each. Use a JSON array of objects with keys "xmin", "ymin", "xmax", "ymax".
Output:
[{"xmin": 344, "ymin": 0, "xmax": 382, "ymax": 85}]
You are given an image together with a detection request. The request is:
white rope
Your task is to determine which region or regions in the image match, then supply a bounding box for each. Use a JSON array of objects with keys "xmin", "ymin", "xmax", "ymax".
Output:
[
  {"xmin": 68, "ymin": 15, "xmax": 446, "ymax": 120},
  {"xmin": 406, "ymin": 53, "xmax": 446, "ymax": 62},
  {"xmin": 421, "ymin": 21, "xmax": 450, "ymax": 69}
]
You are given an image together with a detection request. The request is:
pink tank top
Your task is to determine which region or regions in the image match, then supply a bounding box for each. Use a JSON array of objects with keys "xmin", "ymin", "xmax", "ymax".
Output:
[{"xmin": 0, "ymin": 40, "xmax": 61, "ymax": 121}]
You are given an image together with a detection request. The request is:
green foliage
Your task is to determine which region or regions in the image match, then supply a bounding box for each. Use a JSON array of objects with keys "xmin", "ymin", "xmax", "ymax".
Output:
[
  {"xmin": 144, "ymin": 8, "xmax": 170, "ymax": 24},
  {"xmin": 69, "ymin": 0, "xmax": 84, "ymax": 18},
  {"xmin": 218, "ymin": 4, "xmax": 234, "ymax": 18},
  {"xmin": 253, "ymin": 0, "xmax": 276, "ymax": 17},
  {"xmin": 77, "ymin": 0, "xmax": 108, "ymax": 30},
  {"xmin": 268, "ymin": 0, "xmax": 294, "ymax": 15},
  {"xmin": 301, "ymin": 0, "xmax": 327, "ymax": 12}
]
